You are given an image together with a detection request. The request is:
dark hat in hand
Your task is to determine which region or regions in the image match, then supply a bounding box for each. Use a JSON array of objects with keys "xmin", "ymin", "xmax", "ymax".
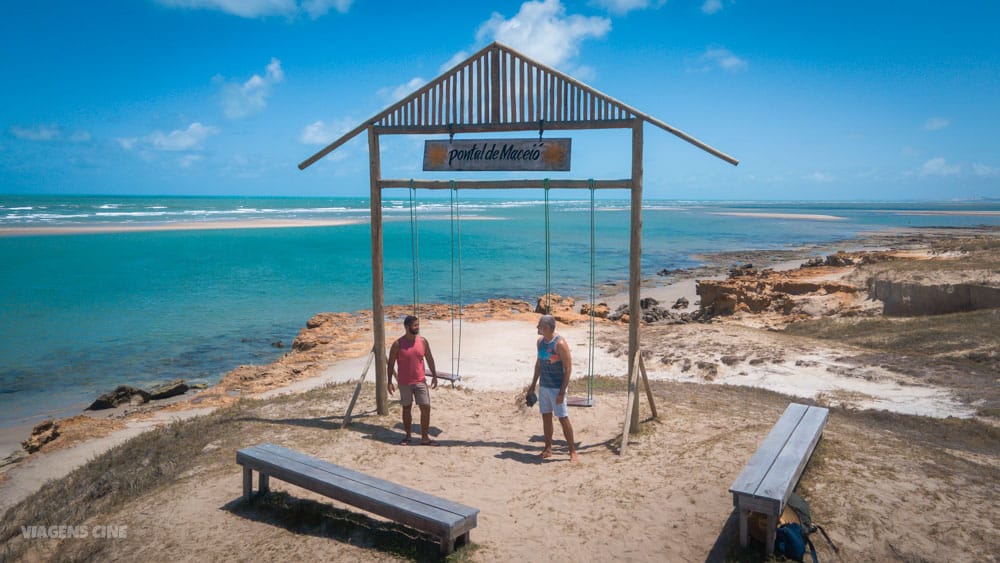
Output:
[{"xmin": 525, "ymin": 391, "xmax": 537, "ymax": 407}]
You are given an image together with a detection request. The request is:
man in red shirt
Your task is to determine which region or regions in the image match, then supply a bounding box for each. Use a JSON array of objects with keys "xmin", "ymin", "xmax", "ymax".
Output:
[{"xmin": 387, "ymin": 315, "xmax": 439, "ymax": 445}]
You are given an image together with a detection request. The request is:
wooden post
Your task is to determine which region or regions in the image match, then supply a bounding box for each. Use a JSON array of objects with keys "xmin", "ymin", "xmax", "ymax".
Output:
[
  {"xmin": 639, "ymin": 355, "xmax": 657, "ymax": 419},
  {"xmin": 619, "ymin": 351, "xmax": 642, "ymax": 456},
  {"xmin": 369, "ymin": 127, "xmax": 388, "ymax": 415},
  {"xmin": 628, "ymin": 121, "xmax": 643, "ymax": 433},
  {"xmin": 342, "ymin": 346, "xmax": 377, "ymax": 428}
]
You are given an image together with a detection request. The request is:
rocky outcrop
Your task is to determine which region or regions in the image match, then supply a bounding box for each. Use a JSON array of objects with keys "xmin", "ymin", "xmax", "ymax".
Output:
[
  {"xmin": 21, "ymin": 420, "xmax": 59, "ymax": 453},
  {"xmin": 580, "ymin": 302, "xmax": 610, "ymax": 318},
  {"xmin": 535, "ymin": 293, "xmax": 588, "ymax": 323},
  {"xmin": 607, "ymin": 297, "xmax": 696, "ymax": 324},
  {"xmin": 869, "ymin": 280, "xmax": 1000, "ymax": 316},
  {"xmin": 87, "ymin": 385, "xmax": 151, "ymax": 410},
  {"xmin": 697, "ymin": 264, "xmax": 859, "ymax": 317},
  {"xmin": 802, "ymin": 250, "xmax": 899, "ymax": 268},
  {"xmin": 148, "ymin": 379, "xmax": 189, "ymax": 400},
  {"xmin": 86, "ymin": 379, "xmax": 193, "ymax": 410}
]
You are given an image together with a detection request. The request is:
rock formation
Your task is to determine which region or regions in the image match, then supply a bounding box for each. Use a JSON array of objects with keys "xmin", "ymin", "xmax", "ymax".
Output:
[
  {"xmin": 21, "ymin": 420, "xmax": 59, "ymax": 453},
  {"xmin": 87, "ymin": 385, "xmax": 151, "ymax": 410}
]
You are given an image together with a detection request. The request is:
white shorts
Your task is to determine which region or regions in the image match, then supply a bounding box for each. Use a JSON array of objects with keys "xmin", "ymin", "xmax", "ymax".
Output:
[{"xmin": 538, "ymin": 386, "xmax": 568, "ymax": 418}]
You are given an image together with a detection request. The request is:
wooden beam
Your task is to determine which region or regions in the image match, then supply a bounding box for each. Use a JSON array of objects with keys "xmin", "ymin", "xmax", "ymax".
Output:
[
  {"xmin": 342, "ymin": 346, "xmax": 376, "ymax": 428},
  {"xmin": 639, "ymin": 354, "xmax": 657, "ymax": 420},
  {"xmin": 628, "ymin": 121, "xmax": 643, "ymax": 435},
  {"xmin": 619, "ymin": 351, "xmax": 642, "ymax": 456},
  {"xmin": 373, "ymin": 118, "xmax": 635, "ymax": 135},
  {"xmin": 490, "ymin": 46, "xmax": 500, "ymax": 123},
  {"xmin": 368, "ymin": 127, "xmax": 388, "ymax": 415},
  {"xmin": 379, "ymin": 179, "xmax": 631, "ymax": 190}
]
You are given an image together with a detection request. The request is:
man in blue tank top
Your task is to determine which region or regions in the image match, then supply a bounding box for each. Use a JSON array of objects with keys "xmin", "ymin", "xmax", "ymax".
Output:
[{"xmin": 527, "ymin": 314, "xmax": 579, "ymax": 462}]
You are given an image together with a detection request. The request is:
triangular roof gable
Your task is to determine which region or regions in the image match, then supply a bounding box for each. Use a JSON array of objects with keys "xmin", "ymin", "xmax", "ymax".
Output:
[{"xmin": 299, "ymin": 42, "xmax": 737, "ymax": 169}]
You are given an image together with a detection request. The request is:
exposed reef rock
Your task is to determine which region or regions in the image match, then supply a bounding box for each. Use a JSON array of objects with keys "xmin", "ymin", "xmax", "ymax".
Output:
[{"xmin": 869, "ymin": 280, "xmax": 1000, "ymax": 316}]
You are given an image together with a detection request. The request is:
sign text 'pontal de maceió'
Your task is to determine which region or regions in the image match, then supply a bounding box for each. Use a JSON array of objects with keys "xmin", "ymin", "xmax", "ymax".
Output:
[{"xmin": 423, "ymin": 138, "xmax": 571, "ymax": 171}]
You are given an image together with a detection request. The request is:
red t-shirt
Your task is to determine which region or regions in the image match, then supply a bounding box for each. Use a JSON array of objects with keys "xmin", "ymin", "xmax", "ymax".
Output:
[{"xmin": 395, "ymin": 336, "xmax": 426, "ymax": 385}]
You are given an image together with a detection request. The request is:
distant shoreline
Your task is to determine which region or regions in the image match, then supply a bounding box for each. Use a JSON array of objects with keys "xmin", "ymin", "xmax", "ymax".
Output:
[
  {"xmin": 711, "ymin": 212, "xmax": 846, "ymax": 221},
  {"xmin": 0, "ymin": 219, "xmax": 365, "ymax": 237}
]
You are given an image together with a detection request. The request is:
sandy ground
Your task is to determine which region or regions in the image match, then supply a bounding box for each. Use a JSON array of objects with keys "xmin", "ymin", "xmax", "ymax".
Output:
[
  {"xmin": 3, "ymin": 372, "xmax": 997, "ymax": 562},
  {"xmin": 2, "ymin": 230, "xmax": 999, "ymax": 561}
]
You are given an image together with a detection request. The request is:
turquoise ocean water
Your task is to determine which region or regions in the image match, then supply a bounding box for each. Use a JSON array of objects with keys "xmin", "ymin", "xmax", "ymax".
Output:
[{"xmin": 2, "ymin": 195, "xmax": 998, "ymax": 427}]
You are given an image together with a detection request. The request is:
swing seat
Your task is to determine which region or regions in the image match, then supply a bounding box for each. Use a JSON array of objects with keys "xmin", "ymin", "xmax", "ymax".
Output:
[
  {"xmin": 433, "ymin": 372, "xmax": 460, "ymax": 383},
  {"xmin": 567, "ymin": 396, "xmax": 594, "ymax": 407}
]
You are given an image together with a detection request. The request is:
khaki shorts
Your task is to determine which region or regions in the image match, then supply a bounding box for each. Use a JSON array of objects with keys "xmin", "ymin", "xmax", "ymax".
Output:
[{"xmin": 399, "ymin": 381, "xmax": 430, "ymax": 407}]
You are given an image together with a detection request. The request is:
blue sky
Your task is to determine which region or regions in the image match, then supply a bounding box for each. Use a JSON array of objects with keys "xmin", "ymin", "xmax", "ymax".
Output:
[{"xmin": 2, "ymin": 0, "xmax": 998, "ymax": 200}]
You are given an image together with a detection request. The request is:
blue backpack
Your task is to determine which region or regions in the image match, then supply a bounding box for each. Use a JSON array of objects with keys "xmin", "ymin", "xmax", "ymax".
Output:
[{"xmin": 775, "ymin": 522, "xmax": 817, "ymax": 563}]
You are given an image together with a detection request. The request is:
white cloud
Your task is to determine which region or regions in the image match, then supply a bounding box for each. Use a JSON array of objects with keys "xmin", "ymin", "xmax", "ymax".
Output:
[
  {"xmin": 439, "ymin": 51, "xmax": 469, "ymax": 74},
  {"xmin": 300, "ymin": 118, "xmax": 354, "ymax": 145},
  {"xmin": 156, "ymin": 0, "xmax": 352, "ymax": 19},
  {"xmin": 11, "ymin": 125, "xmax": 61, "ymax": 141},
  {"xmin": 701, "ymin": 0, "xmax": 723, "ymax": 15},
  {"xmin": 116, "ymin": 137, "xmax": 139, "ymax": 150},
  {"xmin": 918, "ymin": 157, "xmax": 961, "ymax": 177},
  {"xmin": 157, "ymin": 0, "xmax": 296, "ymax": 18},
  {"xmin": 476, "ymin": 0, "xmax": 611, "ymax": 68},
  {"xmin": 923, "ymin": 117, "xmax": 950, "ymax": 131},
  {"xmin": 972, "ymin": 163, "xmax": 1000, "ymax": 178},
  {"xmin": 378, "ymin": 77, "xmax": 427, "ymax": 105},
  {"xmin": 221, "ymin": 58, "xmax": 285, "ymax": 119},
  {"xmin": 146, "ymin": 122, "xmax": 220, "ymax": 151},
  {"xmin": 804, "ymin": 172, "xmax": 834, "ymax": 183},
  {"xmin": 10, "ymin": 125, "xmax": 92, "ymax": 143},
  {"xmin": 178, "ymin": 154, "xmax": 204, "ymax": 168},
  {"xmin": 592, "ymin": 0, "xmax": 661, "ymax": 15},
  {"xmin": 696, "ymin": 46, "xmax": 748, "ymax": 73},
  {"xmin": 301, "ymin": 0, "xmax": 353, "ymax": 18}
]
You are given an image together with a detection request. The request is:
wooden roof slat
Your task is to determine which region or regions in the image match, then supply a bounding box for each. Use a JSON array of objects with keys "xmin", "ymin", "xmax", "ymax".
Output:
[{"xmin": 299, "ymin": 42, "xmax": 738, "ymax": 170}]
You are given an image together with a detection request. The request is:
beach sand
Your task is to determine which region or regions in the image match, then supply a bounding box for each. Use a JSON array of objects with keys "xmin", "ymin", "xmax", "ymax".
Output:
[{"xmin": 2, "ymin": 228, "xmax": 998, "ymax": 561}]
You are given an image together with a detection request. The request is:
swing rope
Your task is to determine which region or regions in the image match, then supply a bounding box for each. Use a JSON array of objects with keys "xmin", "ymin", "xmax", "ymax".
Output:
[
  {"xmin": 587, "ymin": 179, "xmax": 596, "ymax": 404},
  {"xmin": 450, "ymin": 180, "xmax": 462, "ymax": 381},
  {"xmin": 543, "ymin": 179, "xmax": 551, "ymax": 313},
  {"xmin": 409, "ymin": 180, "xmax": 419, "ymax": 317}
]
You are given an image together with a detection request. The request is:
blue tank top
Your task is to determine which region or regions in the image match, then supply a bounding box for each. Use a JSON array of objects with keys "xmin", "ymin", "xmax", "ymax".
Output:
[{"xmin": 537, "ymin": 335, "xmax": 564, "ymax": 389}]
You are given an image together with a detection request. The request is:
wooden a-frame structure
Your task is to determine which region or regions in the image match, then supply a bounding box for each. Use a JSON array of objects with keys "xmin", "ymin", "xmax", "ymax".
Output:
[{"xmin": 299, "ymin": 42, "xmax": 738, "ymax": 450}]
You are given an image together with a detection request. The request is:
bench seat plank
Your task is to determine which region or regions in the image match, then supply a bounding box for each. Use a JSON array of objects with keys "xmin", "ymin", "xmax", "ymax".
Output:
[
  {"xmin": 247, "ymin": 444, "xmax": 476, "ymax": 522},
  {"xmin": 727, "ymin": 403, "xmax": 828, "ymax": 556},
  {"xmin": 729, "ymin": 403, "xmax": 808, "ymax": 497},
  {"xmin": 237, "ymin": 446, "xmax": 474, "ymax": 538},
  {"xmin": 236, "ymin": 443, "xmax": 478, "ymax": 552},
  {"xmin": 755, "ymin": 406, "xmax": 828, "ymax": 502}
]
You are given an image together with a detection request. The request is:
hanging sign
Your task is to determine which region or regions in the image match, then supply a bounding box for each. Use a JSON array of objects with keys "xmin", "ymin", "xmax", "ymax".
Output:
[{"xmin": 423, "ymin": 138, "xmax": 571, "ymax": 171}]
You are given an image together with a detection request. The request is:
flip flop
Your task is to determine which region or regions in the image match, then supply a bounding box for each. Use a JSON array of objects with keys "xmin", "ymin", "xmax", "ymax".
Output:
[
  {"xmin": 420, "ymin": 440, "xmax": 439, "ymax": 446},
  {"xmin": 399, "ymin": 438, "xmax": 411, "ymax": 445}
]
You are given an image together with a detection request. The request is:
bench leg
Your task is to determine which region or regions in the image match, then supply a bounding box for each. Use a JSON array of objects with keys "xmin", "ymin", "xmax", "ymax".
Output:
[
  {"xmin": 259, "ymin": 472, "xmax": 269, "ymax": 495},
  {"xmin": 738, "ymin": 509, "xmax": 749, "ymax": 548},
  {"xmin": 765, "ymin": 514, "xmax": 777, "ymax": 557},
  {"xmin": 242, "ymin": 467, "xmax": 253, "ymax": 501},
  {"xmin": 440, "ymin": 537, "xmax": 455, "ymax": 555}
]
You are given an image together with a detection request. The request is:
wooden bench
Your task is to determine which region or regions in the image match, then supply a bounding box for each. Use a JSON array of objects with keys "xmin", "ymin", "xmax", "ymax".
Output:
[
  {"xmin": 728, "ymin": 403, "xmax": 829, "ymax": 556},
  {"xmin": 236, "ymin": 443, "xmax": 479, "ymax": 554}
]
